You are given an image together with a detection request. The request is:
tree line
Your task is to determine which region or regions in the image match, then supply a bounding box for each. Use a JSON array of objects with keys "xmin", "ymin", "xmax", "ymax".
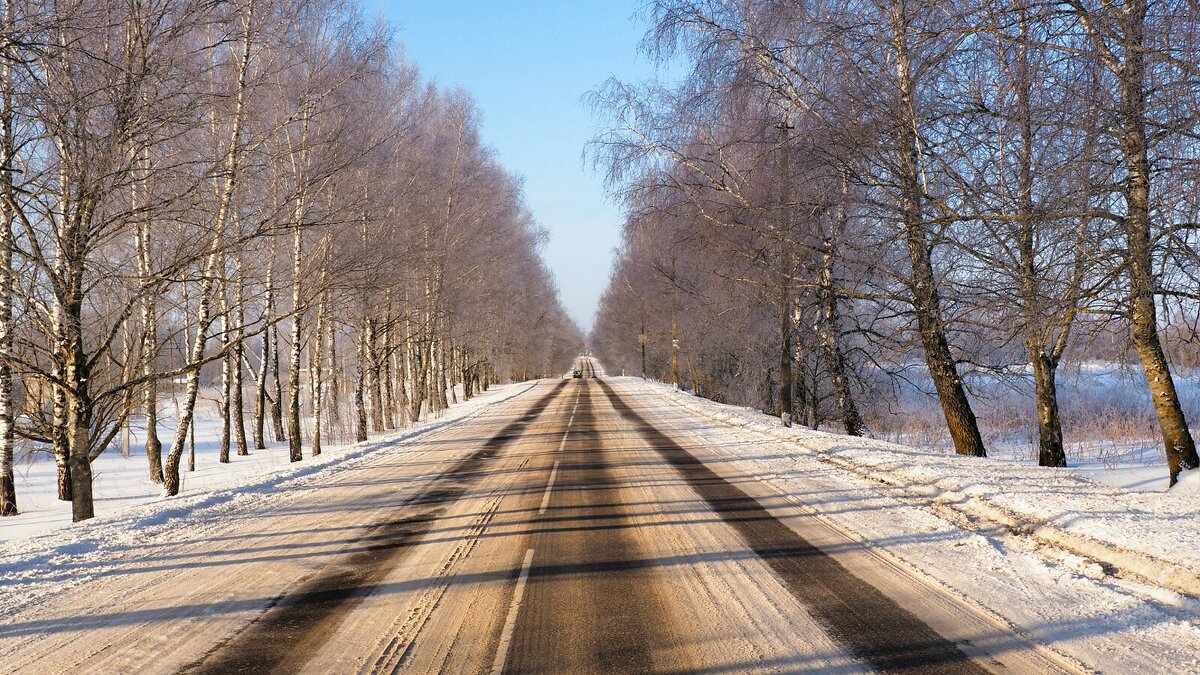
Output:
[
  {"xmin": 589, "ymin": 0, "xmax": 1200, "ymax": 485},
  {"xmin": 0, "ymin": 0, "xmax": 582, "ymax": 522}
]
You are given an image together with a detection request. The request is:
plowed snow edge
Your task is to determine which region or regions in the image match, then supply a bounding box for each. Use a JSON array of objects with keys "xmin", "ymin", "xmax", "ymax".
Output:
[
  {"xmin": 0, "ymin": 381, "xmax": 539, "ymax": 618},
  {"xmin": 639, "ymin": 380, "xmax": 1200, "ymax": 602}
]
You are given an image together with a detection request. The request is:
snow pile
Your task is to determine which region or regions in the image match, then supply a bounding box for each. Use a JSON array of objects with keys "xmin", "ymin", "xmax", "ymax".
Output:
[
  {"xmin": 1170, "ymin": 468, "xmax": 1200, "ymax": 496},
  {"xmin": 631, "ymin": 377, "xmax": 1200, "ymax": 600}
]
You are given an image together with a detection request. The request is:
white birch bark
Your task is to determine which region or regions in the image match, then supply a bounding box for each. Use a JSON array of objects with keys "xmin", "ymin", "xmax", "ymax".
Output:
[{"xmin": 164, "ymin": 0, "xmax": 255, "ymax": 496}]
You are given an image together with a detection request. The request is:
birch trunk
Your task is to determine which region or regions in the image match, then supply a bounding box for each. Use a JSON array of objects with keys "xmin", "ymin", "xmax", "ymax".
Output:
[
  {"xmin": 219, "ymin": 274, "xmax": 232, "ymax": 464},
  {"xmin": 891, "ymin": 5, "xmax": 985, "ymax": 457},
  {"xmin": 1010, "ymin": 11, "xmax": 1066, "ymax": 468},
  {"xmin": 253, "ymin": 257, "xmax": 274, "ymax": 450},
  {"xmin": 1114, "ymin": 0, "xmax": 1197, "ymax": 484},
  {"xmin": 437, "ymin": 337, "xmax": 449, "ymax": 410},
  {"xmin": 670, "ymin": 260, "xmax": 680, "ymax": 388},
  {"xmin": 232, "ymin": 255, "xmax": 248, "ymax": 456},
  {"xmin": 310, "ymin": 287, "xmax": 329, "ymax": 458},
  {"xmin": 328, "ymin": 318, "xmax": 341, "ymax": 440},
  {"xmin": 287, "ymin": 219, "xmax": 304, "ymax": 462},
  {"xmin": 164, "ymin": 0, "xmax": 255, "ymax": 495},
  {"xmin": 135, "ymin": 169, "xmax": 163, "ymax": 482},
  {"xmin": 445, "ymin": 342, "xmax": 454, "ymax": 405},
  {"xmin": 410, "ymin": 339, "xmax": 426, "ymax": 422},
  {"xmin": 285, "ymin": 103, "xmax": 311, "ymax": 463},
  {"xmin": 354, "ymin": 309, "xmax": 370, "ymax": 442},
  {"xmin": 776, "ymin": 124, "xmax": 794, "ymax": 426},
  {"xmin": 367, "ymin": 319, "xmax": 385, "ymax": 432},
  {"xmin": 0, "ymin": 11, "xmax": 15, "ymax": 514},
  {"xmin": 381, "ymin": 314, "xmax": 394, "ymax": 429},
  {"xmin": 58, "ymin": 220, "xmax": 94, "ymax": 521},
  {"xmin": 403, "ymin": 300, "xmax": 417, "ymax": 421},
  {"xmin": 52, "ymin": 280, "xmax": 69, "ymax": 501},
  {"xmin": 165, "ymin": 245, "xmax": 226, "ymax": 493},
  {"xmin": 270, "ymin": 321, "xmax": 284, "ymax": 442},
  {"xmin": 821, "ymin": 172, "xmax": 865, "ymax": 436},
  {"xmin": 398, "ymin": 331, "xmax": 412, "ymax": 417},
  {"xmin": 462, "ymin": 349, "xmax": 472, "ymax": 401}
]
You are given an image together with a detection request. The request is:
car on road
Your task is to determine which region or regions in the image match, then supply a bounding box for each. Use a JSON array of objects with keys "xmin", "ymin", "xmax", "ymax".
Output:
[{"xmin": 573, "ymin": 369, "xmax": 583, "ymax": 378}]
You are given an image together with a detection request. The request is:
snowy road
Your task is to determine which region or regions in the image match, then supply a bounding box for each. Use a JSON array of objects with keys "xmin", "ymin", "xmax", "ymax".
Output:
[{"xmin": 0, "ymin": 363, "xmax": 1107, "ymax": 673}]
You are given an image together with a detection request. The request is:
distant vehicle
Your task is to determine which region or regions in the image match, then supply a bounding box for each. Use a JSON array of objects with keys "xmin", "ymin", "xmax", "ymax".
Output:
[{"xmin": 573, "ymin": 369, "xmax": 583, "ymax": 378}]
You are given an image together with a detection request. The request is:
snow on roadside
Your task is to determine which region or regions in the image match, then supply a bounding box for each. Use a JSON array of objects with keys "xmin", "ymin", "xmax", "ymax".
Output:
[
  {"xmin": 617, "ymin": 377, "xmax": 1200, "ymax": 672},
  {"xmin": 626, "ymin": 376, "xmax": 1200, "ymax": 602},
  {"xmin": 0, "ymin": 382, "xmax": 535, "ymax": 616}
]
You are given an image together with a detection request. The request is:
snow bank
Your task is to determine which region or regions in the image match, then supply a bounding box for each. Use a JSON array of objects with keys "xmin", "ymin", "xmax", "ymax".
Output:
[
  {"xmin": 628, "ymin": 377, "xmax": 1200, "ymax": 601},
  {"xmin": 0, "ymin": 382, "xmax": 535, "ymax": 615}
]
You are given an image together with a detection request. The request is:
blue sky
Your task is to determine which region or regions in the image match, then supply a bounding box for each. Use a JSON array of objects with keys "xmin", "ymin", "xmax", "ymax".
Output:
[{"xmin": 374, "ymin": 1, "xmax": 660, "ymax": 334}]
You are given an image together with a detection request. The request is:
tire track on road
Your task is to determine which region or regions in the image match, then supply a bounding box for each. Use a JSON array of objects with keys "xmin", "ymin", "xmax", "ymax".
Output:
[
  {"xmin": 502, "ymin": 380, "xmax": 686, "ymax": 674},
  {"xmin": 184, "ymin": 380, "xmax": 569, "ymax": 675},
  {"xmin": 597, "ymin": 378, "xmax": 987, "ymax": 674}
]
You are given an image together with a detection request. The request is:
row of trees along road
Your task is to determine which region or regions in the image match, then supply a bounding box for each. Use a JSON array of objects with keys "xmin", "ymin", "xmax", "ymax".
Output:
[
  {"xmin": 589, "ymin": 0, "xmax": 1200, "ymax": 485},
  {"xmin": 0, "ymin": 0, "xmax": 582, "ymax": 521}
]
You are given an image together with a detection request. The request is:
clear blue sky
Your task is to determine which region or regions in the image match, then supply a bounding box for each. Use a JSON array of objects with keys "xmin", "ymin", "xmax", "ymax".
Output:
[{"xmin": 374, "ymin": 1, "xmax": 659, "ymax": 334}]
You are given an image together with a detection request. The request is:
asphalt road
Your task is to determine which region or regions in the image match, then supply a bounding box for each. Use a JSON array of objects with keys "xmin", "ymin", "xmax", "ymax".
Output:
[{"xmin": 1, "ymin": 360, "xmax": 1075, "ymax": 674}]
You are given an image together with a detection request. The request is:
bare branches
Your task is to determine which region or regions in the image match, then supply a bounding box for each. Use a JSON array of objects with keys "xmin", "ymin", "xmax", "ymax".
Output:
[
  {"xmin": 590, "ymin": 0, "xmax": 1200, "ymax": 479},
  {"xmin": 0, "ymin": 0, "xmax": 582, "ymax": 520}
]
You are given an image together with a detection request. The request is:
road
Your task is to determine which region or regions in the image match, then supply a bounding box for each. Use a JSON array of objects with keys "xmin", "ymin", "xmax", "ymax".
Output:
[{"xmin": 0, "ymin": 359, "xmax": 1077, "ymax": 674}]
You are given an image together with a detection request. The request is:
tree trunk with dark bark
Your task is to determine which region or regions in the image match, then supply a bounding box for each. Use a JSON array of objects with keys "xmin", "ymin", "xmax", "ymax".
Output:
[
  {"xmin": 1113, "ymin": 0, "xmax": 1197, "ymax": 485},
  {"xmin": 892, "ymin": 8, "xmax": 985, "ymax": 457}
]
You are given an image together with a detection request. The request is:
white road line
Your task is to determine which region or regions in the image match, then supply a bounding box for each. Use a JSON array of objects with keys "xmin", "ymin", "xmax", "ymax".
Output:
[
  {"xmin": 538, "ymin": 459, "xmax": 561, "ymax": 515},
  {"xmin": 490, "ymin": 548, "xmax": 535, "ymax": 675},
  {"xmin": 538, "ymin": 388, "xmax": 580, "ymax": 516}
]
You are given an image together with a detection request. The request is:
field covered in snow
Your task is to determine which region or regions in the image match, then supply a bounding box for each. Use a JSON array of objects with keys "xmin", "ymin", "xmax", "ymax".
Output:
[{"xmin": 863, "ymin": 362, "xmax": 1200, "ymax": 492}]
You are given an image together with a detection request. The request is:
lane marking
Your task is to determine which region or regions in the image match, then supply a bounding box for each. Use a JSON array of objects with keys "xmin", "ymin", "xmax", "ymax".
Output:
[
  {"xmin": 490, "ymin": 547, "xmax": 535, "ymax": 675},
  {"xmin": 538, "ymin": 386, "xmax": 581, "ymax": 517},
  {"xmin": 538, "ymin": 460, "xmax": 561, "ymax": 515}
]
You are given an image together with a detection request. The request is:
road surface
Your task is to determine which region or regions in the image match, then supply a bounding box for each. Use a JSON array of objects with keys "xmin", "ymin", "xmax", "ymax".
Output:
[{"xmin": 0, "ymin": 359, "xmax": 1077, "ymax": 673}]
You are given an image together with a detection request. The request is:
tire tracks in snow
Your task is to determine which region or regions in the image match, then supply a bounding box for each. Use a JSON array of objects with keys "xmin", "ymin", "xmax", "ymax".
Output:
[
  {"xmin": 597, "ymin": 379, "xmax": 988, "ymax": 674},
  {"xmin": 182, "ymin": 380, "xmax": 569, "ymax": 674}
]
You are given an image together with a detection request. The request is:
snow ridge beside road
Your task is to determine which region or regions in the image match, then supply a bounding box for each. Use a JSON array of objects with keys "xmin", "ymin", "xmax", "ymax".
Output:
[
  {"xmin": 0, "ymin": 382, "xmax": 537, "ymax": 618},
  {"xmin": 643, "ymin": 378, "xmax": 1200, "ymax": 601}
]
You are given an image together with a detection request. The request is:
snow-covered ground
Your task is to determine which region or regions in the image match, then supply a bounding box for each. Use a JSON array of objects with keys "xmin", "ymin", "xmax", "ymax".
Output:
[
  {"xmin": 636, "ymin": 376, "xmax": 1200, "ymax": 600},
  {"xmin": 867, "ymin": 362, "xmax": 1198, "ymax": 492},
  {"xmin": 7, "ymin": 368, "xmax": 1200, "ymax": 671},
  {"xmin": 612, "ymin": 376, "xmax": 1200, "ymax": 672},
  {"xmin": 0, "ymin": 383, "xmax": 533, "ymax": 546}
]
